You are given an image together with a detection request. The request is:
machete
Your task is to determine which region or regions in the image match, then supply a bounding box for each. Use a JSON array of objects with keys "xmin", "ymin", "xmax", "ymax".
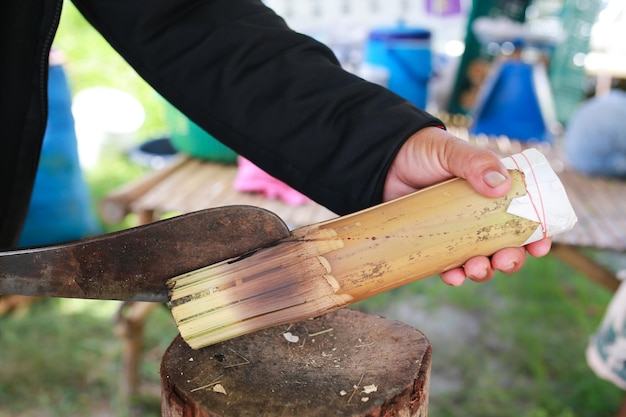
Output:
[{"xmin": 0, "ymin": 206, "xmax": 290, "ymax": 302}]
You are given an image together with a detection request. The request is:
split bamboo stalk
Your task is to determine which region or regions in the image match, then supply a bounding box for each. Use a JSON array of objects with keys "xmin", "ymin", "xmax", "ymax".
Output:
[{"xmin": 168, "ymin": 149, "xmax": 577, "ymax": 349}]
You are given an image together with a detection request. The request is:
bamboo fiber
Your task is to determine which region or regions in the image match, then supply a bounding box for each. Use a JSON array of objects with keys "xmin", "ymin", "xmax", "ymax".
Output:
[{"xmin": 169, "ymin": 149, "xmax": 572, "ymax": 349}]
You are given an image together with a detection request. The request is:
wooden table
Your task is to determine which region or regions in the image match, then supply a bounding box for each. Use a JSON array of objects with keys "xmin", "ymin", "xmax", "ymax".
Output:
[
  {"xmin": 548, "ymin": 167, "xmax": 626, "ymax": 291},
  {"xmin": 100, "ymin": 155, "xmax": 337, "ymax": 229}
]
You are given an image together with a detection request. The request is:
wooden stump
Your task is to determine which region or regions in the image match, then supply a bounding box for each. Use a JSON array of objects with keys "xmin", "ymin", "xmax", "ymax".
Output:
[{"xmin": 161, "ymin": 309, "xmax": 431, "ymax": 417}]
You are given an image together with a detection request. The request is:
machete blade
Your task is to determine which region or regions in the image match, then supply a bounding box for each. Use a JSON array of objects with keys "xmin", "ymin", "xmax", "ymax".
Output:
[{"xmin": 0, "ymin": 206, "xmax": 290, "ymax": 302}]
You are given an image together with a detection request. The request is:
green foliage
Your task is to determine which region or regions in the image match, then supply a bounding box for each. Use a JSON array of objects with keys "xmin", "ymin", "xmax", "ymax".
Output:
[{"xmin": 53, "ymin": 1, "xmax": 169, "ymax": 143}]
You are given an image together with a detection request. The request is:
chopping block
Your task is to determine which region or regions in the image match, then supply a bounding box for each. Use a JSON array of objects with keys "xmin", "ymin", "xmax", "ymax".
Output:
[{"xmin": 161, "ymin": 309, "xmax": 431, "ymax": 417}]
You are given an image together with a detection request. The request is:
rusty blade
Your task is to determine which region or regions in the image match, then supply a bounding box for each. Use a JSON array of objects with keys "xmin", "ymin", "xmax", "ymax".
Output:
[{"xmin": 0, "ymin": 206, "xmax": 290, "ymax": 302}]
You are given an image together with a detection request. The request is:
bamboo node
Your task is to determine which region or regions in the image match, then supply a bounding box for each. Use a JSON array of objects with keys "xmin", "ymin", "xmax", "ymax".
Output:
[
  {"xmin": 317, "ymin": 256, "xmax": 332, "ymax": 273},
  {"xmin": 323, "ymin": 274, "xmax": 341, "ymax": 292}
]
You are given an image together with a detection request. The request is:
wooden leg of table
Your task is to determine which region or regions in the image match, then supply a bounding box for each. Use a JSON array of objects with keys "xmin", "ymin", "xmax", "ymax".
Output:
[
  {"xmin": 114, "ymin": 212, "xmax": 159, "ymax": 404},
  {"xmin": 136, "ymin": 209, "xmax": 157, "ymax": 226},
  {"xmin": 0, "ymin": 295, "xmax": 41, "ymax": 315},
  {"xmin": 616, "ymin": 394, "xmax": 626, "ymax": 417},
  {"xmin": 551, "ymin": 244, "xmax": 620, "ymax": 292},
  {"xmin": 114, "ymin": 302, "xmax": 160, "ymax": 400}
]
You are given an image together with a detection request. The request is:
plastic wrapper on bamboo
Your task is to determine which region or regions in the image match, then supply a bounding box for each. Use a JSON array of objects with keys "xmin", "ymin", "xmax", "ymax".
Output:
[{"xmin": 168, "ymin": 148, "xmax": 577, "ymax": 349}]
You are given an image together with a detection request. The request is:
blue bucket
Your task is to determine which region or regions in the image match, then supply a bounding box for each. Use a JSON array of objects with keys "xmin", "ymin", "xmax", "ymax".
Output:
[
  {"xmin": 364, "ymin": 26, "xmax": 432, "ymax": 109},
  {"xmin": 18, "ymin": 62, "xmax": 101, "ymax": 247}
]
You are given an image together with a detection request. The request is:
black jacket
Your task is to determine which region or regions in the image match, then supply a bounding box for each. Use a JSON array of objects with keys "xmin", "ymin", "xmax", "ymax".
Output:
[{"xmin": 1, "ymin": 0, "xmax": 442, "ymax": 248}]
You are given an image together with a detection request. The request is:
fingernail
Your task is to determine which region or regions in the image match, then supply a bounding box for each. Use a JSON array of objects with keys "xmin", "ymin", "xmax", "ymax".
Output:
[
  {"xmin": 484, "ymin": 171, "xmax": 507, "ymax": 188},
  {"xmin": 473, "ymin": 270, "xmax": 487, "ymax": 281},
  {"xmin": 447, "ymin": 277, "xmax": 465, "ymax": 286},
  {"xmin": 501, "ymin": 262, "xmax": 517, "ymax": 273},
  {"xmin": 474, "ymin": 271, "xmax": 487, "ymax": 279}
]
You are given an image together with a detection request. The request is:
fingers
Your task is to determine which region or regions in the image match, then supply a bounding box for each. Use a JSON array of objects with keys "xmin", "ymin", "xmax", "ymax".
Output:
[
  {"xmin": 489, "ymin": 247, "xmax": 527, "ymax": 274},
  {"xmin": 439, "ymin": 247, "xmax": 530, "ymax": 286},
  {"xmin": 439, "ymin": 268, "xmax": 468, "ymax": 286}
]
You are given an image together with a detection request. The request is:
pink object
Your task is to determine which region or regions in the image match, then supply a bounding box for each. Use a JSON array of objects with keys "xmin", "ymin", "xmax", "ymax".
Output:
[
  {"xmin": 233, "ymin": 157, "xmax": 311, "ymax": 206},
  {"xmin": 426, "ymin": 0, "xmax": 461, "ymax": 15}
]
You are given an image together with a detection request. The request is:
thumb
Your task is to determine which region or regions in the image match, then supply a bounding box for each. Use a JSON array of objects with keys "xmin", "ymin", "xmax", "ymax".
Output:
[{"xmin": 442, "ymin": 141, "xmax": 512, "ymax": 198}]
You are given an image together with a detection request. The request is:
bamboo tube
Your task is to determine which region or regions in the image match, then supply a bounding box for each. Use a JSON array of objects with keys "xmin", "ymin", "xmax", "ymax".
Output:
[{"xmin": 168, "ymin": 149, "xmax": 577, "ymax": 349}]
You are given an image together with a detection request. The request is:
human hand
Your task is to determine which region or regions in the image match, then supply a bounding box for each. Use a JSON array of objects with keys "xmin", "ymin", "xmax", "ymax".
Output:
[{"xmin": 383, "ymin": 127, "xmax": 552, "ymax": 286}]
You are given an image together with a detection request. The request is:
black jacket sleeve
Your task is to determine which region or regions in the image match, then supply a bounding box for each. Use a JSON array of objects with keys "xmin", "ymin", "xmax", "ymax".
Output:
[
  {"xmin": 0, "ymin": 0, "xmax": 62, "ymax": 248},
  {"xmin": 72, "ymin": 0, "xmax": 443, "ymax": 215}
]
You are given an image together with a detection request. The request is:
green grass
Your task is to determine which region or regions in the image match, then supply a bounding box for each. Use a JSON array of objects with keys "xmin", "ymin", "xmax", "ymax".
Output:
[
  {"xmin": 0, "ymin": 299, "xmax": 177, "ymax": 417},
  {"xmin": 1, "ymin": 3, "xmax": 624, "ymax": 416},
  {"xmin": 357, "ymin": 255, "xmax": 624, "ymax": 417}
]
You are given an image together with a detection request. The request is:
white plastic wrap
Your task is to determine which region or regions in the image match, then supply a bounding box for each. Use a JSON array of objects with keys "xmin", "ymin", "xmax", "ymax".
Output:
[{"xmin": 502, "ymin": 148, "xmax": 578, "ymax": 245}]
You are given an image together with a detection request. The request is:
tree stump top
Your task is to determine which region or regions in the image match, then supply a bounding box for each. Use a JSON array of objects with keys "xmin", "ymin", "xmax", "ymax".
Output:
[{"xmin": 161, "ymin": 308, "xmax": 431, "ymax": 417}]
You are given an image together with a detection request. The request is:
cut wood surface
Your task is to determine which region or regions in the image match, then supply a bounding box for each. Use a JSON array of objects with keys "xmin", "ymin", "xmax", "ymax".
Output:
[{"xmin": 161, "ymin": 308, "xmax": 431, "ymax": 417}]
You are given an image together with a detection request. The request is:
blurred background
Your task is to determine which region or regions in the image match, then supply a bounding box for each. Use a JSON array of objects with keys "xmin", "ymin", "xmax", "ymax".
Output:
[{"xmin": 1, "ymin": 0, "xmax": 626, "ymax": 416}]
